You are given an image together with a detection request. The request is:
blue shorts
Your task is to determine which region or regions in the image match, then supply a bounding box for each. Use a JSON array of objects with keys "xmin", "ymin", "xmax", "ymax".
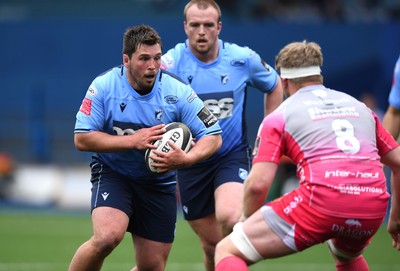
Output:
[
  {"xmin": 90, "ymin": 160, "xmax": 177, "ymax": 243},
  {"xmin": 177, "ymin": 150, "xmax": 250, "ymax": 220}
]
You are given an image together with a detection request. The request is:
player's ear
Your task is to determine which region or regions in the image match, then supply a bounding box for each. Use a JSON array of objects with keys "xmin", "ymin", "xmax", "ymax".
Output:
[{"xmin": 123, "ymin": 54, "xmax": 129, "ymax": 68}]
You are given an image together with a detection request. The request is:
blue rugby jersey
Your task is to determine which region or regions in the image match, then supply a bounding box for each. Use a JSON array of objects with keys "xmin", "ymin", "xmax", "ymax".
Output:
[
  {"xmin": 75, "ymin": 65, "xmax": 221, "ymax": 183},
  {"xmin": 388, "ymin": 56, "xmax": 400, "ymax": 109},
  {"xmin": 162, "ymin": 39, "xmax": 279, "ymax": 159}
]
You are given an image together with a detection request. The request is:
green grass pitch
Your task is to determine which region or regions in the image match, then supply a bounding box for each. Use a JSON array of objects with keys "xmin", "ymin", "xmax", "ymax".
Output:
[{"xmin": 0, "ymin": 210, "xmax": 398, "ymax": 271}]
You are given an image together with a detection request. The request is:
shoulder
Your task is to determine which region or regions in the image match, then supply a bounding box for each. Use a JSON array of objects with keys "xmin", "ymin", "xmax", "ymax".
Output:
[
  {"xmin": 221, "ymin": 41, "xmax": 259, "ymax": 59},
  {"xmin": 162, "ymin": 42, "xmax": 187, "ymax": 69},
  {"xmin": 160, "ymin": 69, "xmax": 188, "ymax": 86}
]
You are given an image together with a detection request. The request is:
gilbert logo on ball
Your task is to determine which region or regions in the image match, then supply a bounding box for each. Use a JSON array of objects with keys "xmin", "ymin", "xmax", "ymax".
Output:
[{"xmin": 145, "ymin": 122, "xmax": 192, "ymax": 173}]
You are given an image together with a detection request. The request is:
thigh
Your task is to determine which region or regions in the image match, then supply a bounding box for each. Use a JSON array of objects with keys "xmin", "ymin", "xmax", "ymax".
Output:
[
  {"xmin": 329, "ymin": 217, "xmax": 384, "ymax": 257},
  {"xmin": 92, "ymin": 206, "xmax": 129, "ymax": 240},
  {"xmin": 177, "ymin": 163, "xmax": 216, "ymax": 220},
  {"xmin": 90, "ymin": 160, "xmax": 135, "ymax": 217},
  {"xmin": 243, "ymin": 210, "xmax": 296, "ymax": 259},
  {"xmin": 215, "ymin": 181, "xmax": 243, "ymax": 221},
  {"xmin": 129, "ymin": 182, "xmax": 177, "ymax": 243},
  {"xmin": 132, "ymin": 234, "xmax": 172, "ymax": 271}
]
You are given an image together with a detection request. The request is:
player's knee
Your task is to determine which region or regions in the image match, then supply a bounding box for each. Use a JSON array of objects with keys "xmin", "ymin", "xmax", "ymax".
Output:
[
  {"xmin": 217, "ymin": 211, "xmax": 240, "ymax": 235},
  {"xmin": 91, "ymin": 231, "xmax": 124, "ymax": 255},
  {"xmin": 327, "ymin": 239, "xmax": 362, "ymax": 264}
]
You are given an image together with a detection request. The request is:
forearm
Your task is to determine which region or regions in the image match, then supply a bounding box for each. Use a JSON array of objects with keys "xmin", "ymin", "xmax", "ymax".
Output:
[
  {"xmin": 243, "ymin": 182, "xmax": 269, "ymax": 218},
  {"xmin": 382, "ymin": 106, "xmax": 400, "ymax": 140},
  {"xmin": 389, "ymin": 170, "xmax": 400, "ymax": 223},
  {"xmin": 264, "ymin": 77, "xmax": 283, "ymax": 116},
  {"xmin": 186, "ymin": 134, "xmax": 222, "ymax": 166},
  {"xmin": 74, "ymin": 131, "xmax": 136, "ymax": 152},
  {"xmin": 242, "ymin": 162, "xmax": 278, "ymax": 218}
]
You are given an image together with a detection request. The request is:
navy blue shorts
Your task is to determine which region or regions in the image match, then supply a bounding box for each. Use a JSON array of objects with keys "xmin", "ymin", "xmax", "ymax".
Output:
[
  {"xmin": 177, "ymin": 150, "xmax": 250, "ymax": 220},
  {"xmin": 90, "ymin": 161, "xmax": 177, "ymax": 243}
]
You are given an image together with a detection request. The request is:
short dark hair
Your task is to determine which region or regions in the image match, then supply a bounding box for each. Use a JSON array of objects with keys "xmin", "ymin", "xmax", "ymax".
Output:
[{"xmin": 123, "ymin": 24, "xmax": 162, "ymax": 57}]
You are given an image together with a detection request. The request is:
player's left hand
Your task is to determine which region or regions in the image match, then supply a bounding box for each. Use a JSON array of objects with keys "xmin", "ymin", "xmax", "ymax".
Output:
[
  {"xmin": 150, "ymin": 140, "xmax": 188, "ymax": 173},
  {"xmin": 387, "ymin": 218, "xmax": 400, "ymax": 250}
]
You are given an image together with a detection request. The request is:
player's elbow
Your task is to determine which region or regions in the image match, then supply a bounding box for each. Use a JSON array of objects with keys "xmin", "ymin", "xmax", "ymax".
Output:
[
  {"xmin": 215, "ymin": 134, "xmax": 222, "ymax": 151},
  {"xmin": 74, "ymin": 133, "xmax": 90, "ymax": 151}
]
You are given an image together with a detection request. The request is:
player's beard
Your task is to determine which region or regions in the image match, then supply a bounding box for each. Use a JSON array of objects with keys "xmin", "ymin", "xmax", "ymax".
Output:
[{"xmin": 130, "ymin": 72, "xmax": 156, "ymax": 94}]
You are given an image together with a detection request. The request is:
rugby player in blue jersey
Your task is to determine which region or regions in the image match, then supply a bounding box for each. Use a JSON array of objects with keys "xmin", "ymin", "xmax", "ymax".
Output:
[
  {"xmin": 161, "ymin": 1, "xmax": 283, "ymax": 270},
  {"xmin": 383, "ymin": 55, "xmax": 400, "ymax": 140},
  {"xmin": 69, "ymin": 24, "xmax": 222, "ymax": 271}
]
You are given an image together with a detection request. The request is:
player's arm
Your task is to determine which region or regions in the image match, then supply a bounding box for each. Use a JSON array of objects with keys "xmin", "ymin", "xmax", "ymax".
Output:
[
  {"xmin": 381, "ymin": 147, "xmax": 400, "ymax": 250},
  {"xmin": 151, "ymin": 133, "xmax": 222, "ymax": 173},
  {"xmin": 382, "ymin": 105, "xmax": 400, "ymax": 140},
  {"xmin": 242, "ymin": 162, "xmax": 278, "ymax": 219},
  {"xmin": 185, "ymin": 134, "xmax": 222, "ymax": 166},
  {"xmin": 264, "ymin": 76, "xmax": 283, "ymax": 116},
  {"xmin": 74, "ymin": 124, "xmax": 166, "ymax": 152}
]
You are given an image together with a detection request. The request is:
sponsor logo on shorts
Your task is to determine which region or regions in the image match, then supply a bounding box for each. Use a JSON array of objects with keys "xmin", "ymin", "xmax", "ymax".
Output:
[
  {"xmin": 283, "ymin": 195, "xmax": 303, "ymax": 215},
  {"xmin": 345, "ymin": 219, "xmax": 362, "ymax": 228},
  {"xmin": 102, "ymin": 192, "xmax": 109, "ymax": 201},
  {"xmin": 238, "ymin": 168, "xmax": 248, "ymax": 180},
  {"xmin": 332, "ymin": 219, "xmax": 374, "ymax": 239}
]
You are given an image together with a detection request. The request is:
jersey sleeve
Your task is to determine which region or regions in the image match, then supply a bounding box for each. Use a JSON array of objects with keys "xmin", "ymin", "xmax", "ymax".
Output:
[
  {"xmin": 179, "ymin": 87, "xmax": 222, "ymax": 140},
  {"xmin": 375, "ymin": 112, "xmax": 399, "ymax": 155},
  {"xmin": 246, "ymin": 47, "xmax": 279, "ymax": 93},
  {"xmin": 388, "ymin": 56, "xmax": 400, "ymax": 109},
  {"xmin": 252, "ymin": 110, "xmax": 285, "ymax": 164},
  {"xmin": 74, "ymin": 79, "xmax": 105, "ymax": 133}
]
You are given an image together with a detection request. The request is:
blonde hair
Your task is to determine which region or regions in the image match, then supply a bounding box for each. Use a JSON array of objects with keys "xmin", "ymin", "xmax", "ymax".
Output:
[
  {"xmin": 275, "ymin": 40, "xmax": 324, "ymax": 85},
  {"xmin": 183, "ymin": 0, "xmax": 222, "ymax": 22}
]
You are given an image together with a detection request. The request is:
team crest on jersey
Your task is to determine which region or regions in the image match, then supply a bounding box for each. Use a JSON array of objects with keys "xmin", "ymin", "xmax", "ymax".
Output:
[
  {"xmin": 155, "ymin": 109, "xmax": 163, "ymax": 120},
  {"xmin": 221, "ymin": 74, "xmax": 229, "ymax": 85}
]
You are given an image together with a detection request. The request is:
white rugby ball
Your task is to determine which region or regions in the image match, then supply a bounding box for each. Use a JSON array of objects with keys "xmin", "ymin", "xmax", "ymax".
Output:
[{"xmin": 145, "ymin": 122, "xmax": 192, "ymax": 173}]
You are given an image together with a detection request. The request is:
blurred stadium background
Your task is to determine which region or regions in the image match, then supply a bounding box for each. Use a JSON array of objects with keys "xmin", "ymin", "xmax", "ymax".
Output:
[{"xmin": 0, "ymin": 2, "xmax": 399, "ymax": 268}]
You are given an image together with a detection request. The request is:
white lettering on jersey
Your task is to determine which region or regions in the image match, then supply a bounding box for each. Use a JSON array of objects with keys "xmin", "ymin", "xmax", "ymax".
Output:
[{"xmin": 203, "ymin": 98, "xmax": 234, "ymax": 119}]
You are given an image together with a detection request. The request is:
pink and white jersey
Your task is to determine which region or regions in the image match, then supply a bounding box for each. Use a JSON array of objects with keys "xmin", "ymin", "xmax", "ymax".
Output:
[{"xmin": 253, "ymin": 85, "xmax": 399, "ymax": 218}]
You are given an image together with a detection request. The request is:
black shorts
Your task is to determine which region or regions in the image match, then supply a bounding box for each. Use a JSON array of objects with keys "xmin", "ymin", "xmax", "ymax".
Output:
[
  {"xmin": 90, "ymin": 161, "xmax": 177, "ymax": 243},
  {"xmin": 177, "ymin": 150, "xmax": 250, "ymax": 220}
]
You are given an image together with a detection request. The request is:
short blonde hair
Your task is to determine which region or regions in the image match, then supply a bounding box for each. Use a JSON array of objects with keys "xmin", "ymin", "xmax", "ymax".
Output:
[
  {"xmin": 183, "ymin": 0, "xmax": 222, "ymax": 22},
  {"xmin": 275, "ymin": 40, "xmax": 324, "ymax": 85}
]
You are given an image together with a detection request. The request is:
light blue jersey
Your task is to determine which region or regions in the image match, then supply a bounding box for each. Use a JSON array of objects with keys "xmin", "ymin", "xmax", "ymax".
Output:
[
  {"xmin": 75, "ymin": 65, "xmax": 221, "ymax": 183},
  {"xmin": 162, "ymin": 39, "xmax": 279, "ymax": 159},
  {"xmin": 388, "ymin": 56, "xmax": 400, "ymax": 109}
]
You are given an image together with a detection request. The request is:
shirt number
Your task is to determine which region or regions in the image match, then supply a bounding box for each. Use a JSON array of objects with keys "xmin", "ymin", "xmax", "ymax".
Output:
[{"xmin": 331, "ymin": 119, "xmax": 360, "ymax": 154}]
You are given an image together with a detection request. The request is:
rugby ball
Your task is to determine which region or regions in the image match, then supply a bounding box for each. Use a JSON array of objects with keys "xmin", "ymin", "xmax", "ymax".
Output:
[{"xmin": 145, "ymin": 122, "xmax": 192, "ymax": 173}]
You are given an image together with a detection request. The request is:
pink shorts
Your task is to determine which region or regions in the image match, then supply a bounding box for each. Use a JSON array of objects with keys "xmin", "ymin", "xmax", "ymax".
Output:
[{"xmin": 262, "ymin": 189, "xmax": 385, "ymax": 256}]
